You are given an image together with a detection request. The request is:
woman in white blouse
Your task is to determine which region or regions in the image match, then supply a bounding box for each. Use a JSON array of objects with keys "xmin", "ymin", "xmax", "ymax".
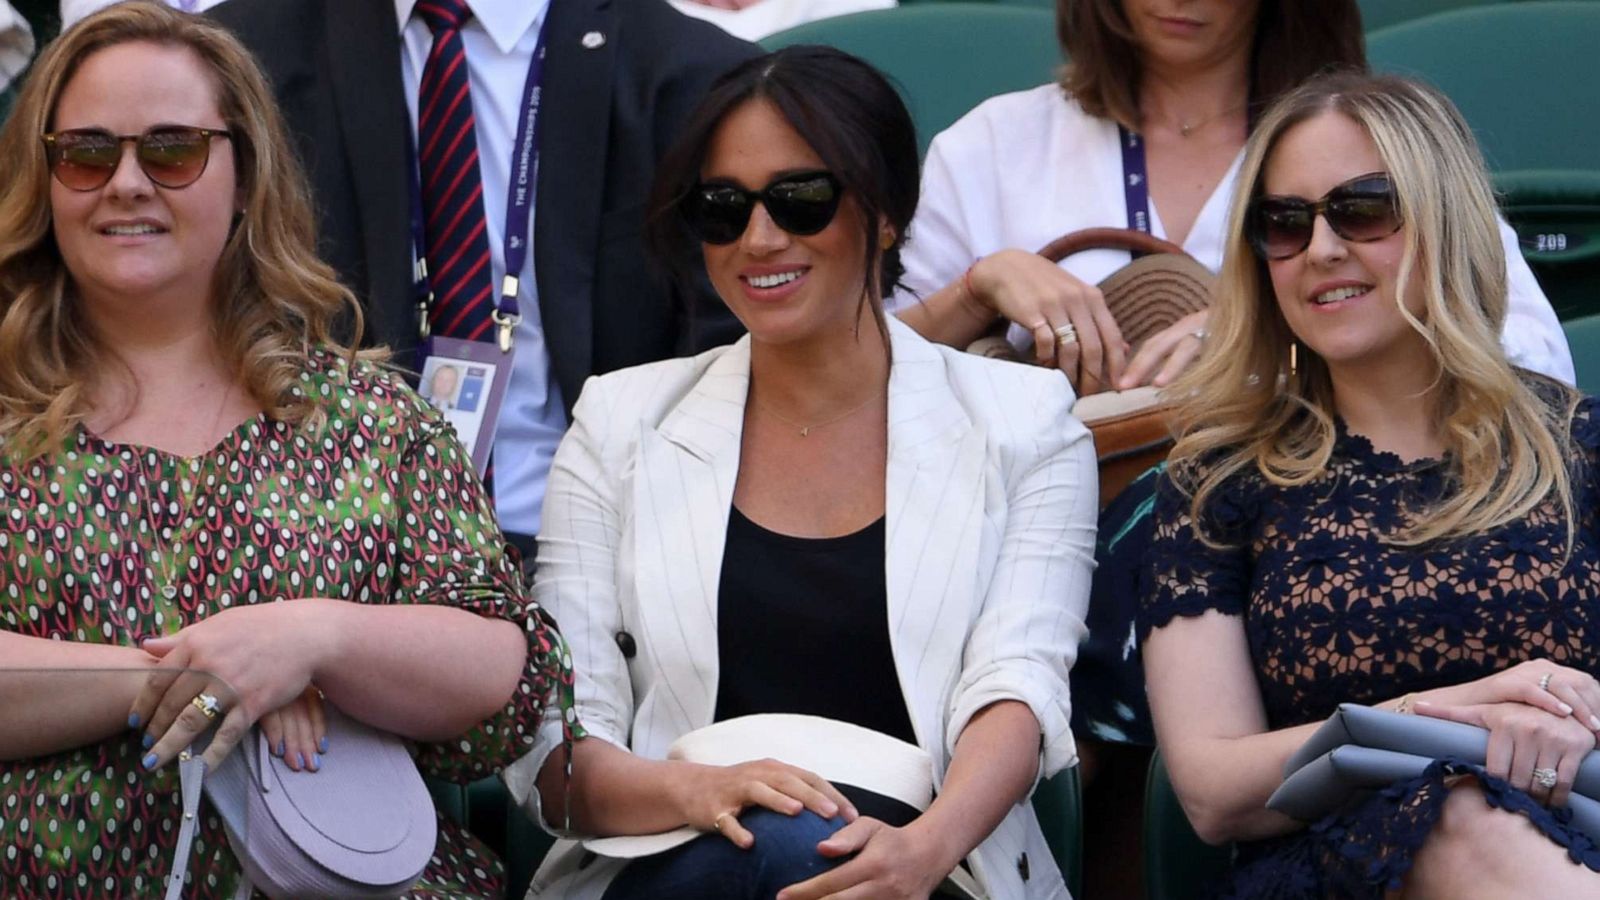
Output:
[{"xmin": 892, "ymin": 0, "xmax": 1573, "ymax": 391}]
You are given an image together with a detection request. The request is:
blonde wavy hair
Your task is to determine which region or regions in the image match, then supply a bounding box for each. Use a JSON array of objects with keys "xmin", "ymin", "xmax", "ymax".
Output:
[
  {"xmin": 1167, "ymin": 71, "xmax": 1578, "ymax": 549},
  {"xmin": 0, "ymin": 1, "xmax": 371, "ymax": 461}
]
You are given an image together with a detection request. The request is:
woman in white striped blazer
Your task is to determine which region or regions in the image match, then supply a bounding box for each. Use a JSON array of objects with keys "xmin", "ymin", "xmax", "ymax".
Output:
[{"xmin": 507, "ymin": 46, "xmax": 1097, "ymax": 900}]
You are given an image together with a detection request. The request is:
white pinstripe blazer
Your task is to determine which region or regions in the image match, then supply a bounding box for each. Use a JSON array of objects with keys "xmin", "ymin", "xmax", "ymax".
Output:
[{"xmin": 508, "ymin": 318, "xmax": 1096, "ymax": 899}]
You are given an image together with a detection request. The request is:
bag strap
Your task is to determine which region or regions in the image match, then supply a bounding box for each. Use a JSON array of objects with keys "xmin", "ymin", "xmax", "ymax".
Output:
[
  {"xmin": 1036, "ymin": 227, "xmax": 1188, "ymax": 263},
  {"xmin": 165, "ymin": 753, "xmax": 207, "ymax": 900},
  {"xmin": 167, "ymin": 750, "xmax": 255, "ymax": 900}
]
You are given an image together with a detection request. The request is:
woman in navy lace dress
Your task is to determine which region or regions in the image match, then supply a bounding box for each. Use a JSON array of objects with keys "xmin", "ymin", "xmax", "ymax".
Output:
[{"xmin": 1140, "ymin": 71, "xmax": 1600, "ymax": 898}]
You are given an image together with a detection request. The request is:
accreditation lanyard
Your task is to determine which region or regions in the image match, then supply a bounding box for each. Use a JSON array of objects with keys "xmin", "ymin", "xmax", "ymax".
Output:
[
  {"xmin": 409, "ymin": 12, "xmax": 552, "ymax": 354},
  {"xmin": 1116, "ymin": 125, "xmax": 1153, "ymax": 237}
]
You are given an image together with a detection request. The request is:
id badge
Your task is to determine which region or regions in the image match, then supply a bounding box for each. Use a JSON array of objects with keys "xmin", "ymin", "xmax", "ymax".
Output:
[{"xmin": 417, "ymin": 336, "xmax": 514, "ymax": 475}]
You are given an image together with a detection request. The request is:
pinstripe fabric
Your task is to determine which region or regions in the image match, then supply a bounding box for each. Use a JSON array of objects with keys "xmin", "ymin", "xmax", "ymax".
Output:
[
  {"xmin": 508, "ymin": 319, "xmax": 1095, "ymax": 899},
  {"xmin": 416, "ymin": 0, "xmax": 495, "ymax": 343}
]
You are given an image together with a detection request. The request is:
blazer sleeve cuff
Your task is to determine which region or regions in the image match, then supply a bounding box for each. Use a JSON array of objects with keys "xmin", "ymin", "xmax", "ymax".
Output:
[
  {"xmin": 503, "ymin": 713, "xmax": 627, "ymax": 840},
  {"xmin": 944, "ymin": 660, "xmax": 1078, "ymax": 789}
]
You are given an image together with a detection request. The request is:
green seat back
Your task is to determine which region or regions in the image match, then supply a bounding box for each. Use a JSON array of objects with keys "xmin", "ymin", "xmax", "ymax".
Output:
[
  {"xmin": 1144, "ymin": 751, "xmax": 1231, "ymax": 900},
  {"xmin": 1359, "ymin": 0, "xmax": 1500, "ymax": 31},
  {"xmin": 1367, "ymin": 2, "xmax": 1600, "ymax": 173},
  {"xmin": 1565, "ymin": 314, "xmax": 1600, "ymax": 395},
  {"xmin": 1497, "ymin": 170, "xmax": 1600, "ymax": 320},
  {"xmin": 1033, "ymin": 767, "xmax": 1084, "ymax": 896},
  {"xmin": 763, "ymin": 4, "xmax": 1061, "ymax": 158},
  {"xmin": 426, "ymin": 775, "xmax": 551, "ymax": 899}
]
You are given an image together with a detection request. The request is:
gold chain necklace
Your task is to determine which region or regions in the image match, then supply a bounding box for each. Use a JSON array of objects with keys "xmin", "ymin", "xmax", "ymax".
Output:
[
  {"xmin": 1146, "ymin": 100, "xmax": 1249, "ymax": 138},
  {"xmin": 756, "ymin": 388, "xmax": 884, "ymax": 438},
  {"xmin": 133, "ymin": 380, "xmax": 236, "ymax": 602}
]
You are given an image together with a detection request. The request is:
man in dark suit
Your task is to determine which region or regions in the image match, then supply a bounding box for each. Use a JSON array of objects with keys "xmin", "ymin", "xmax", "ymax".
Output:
[{"xmin": 211, "ymin": 0, "xmax": 755, "ymax": 548}]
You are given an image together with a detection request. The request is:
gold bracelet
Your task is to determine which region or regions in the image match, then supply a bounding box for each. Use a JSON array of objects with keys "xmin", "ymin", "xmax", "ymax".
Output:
[{"xmin": 1395, "ymin": 693, "xmax": 1418, "ymax": 715}]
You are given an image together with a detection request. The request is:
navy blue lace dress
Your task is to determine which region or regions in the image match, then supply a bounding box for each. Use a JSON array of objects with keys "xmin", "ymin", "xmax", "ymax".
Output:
[{"xmin": 1139, "ymin": 389, "xmax": 1600, "ymax": 898}]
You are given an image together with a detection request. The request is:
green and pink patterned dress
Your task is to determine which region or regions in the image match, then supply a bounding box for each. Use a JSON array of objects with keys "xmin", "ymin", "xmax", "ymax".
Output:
[{"xmin": 0, "ymin": 352, "xmax": 576, "ymax": 898}]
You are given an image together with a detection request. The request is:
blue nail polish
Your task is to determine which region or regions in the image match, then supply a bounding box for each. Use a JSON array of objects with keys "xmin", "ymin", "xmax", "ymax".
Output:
[
  {"xmin": 142, "ymin": 753, "xmax": 158, "ymax": 770},
  {"xmin": 276, "ymin": 740, "xmax": 286, "ymax": 757},
  {"xmin": 127, "ymin": 713, "xmax": 141, "ymax": 729},
  {"xmin": 319, "ymin": 736, "xmax": 329, "ymax": 754},
  {"xmin": 311, "ymin": 753, "xmax": 322, "ymax": 770},
  {"xmin": 296, "ymin": 753, "xmax": 306, "ymax": 769},
  {"xmin": 141, "ymin": 733, "xmax": 154, "ymax": 750}
]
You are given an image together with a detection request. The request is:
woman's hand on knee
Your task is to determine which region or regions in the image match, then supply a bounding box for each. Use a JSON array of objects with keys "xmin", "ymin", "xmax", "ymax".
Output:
[
  {"xmin": 1417, "ymin": 699, "xmax": 1597, "ymax": 807},
  {"xmin": 776, "ymin": 816, "xmax": 951, "ymax": 900},
  {"xmin": 675, "ymin": 759, "xmax": 858, "ymax": 850}
]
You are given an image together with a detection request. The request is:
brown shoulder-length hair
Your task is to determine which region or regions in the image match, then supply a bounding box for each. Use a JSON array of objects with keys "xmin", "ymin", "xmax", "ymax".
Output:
[
  {"xmin": 0, "ymin": 0, "xmax": 370, "ymax": 461},
  {"xmin": 1057, "ymin": 0, "xmax": 1367, "ymax": 132}
]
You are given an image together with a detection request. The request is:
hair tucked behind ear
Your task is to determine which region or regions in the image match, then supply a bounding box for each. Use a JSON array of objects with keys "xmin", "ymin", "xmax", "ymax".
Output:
[
  {"xmin": 1164, "ymin": 71, "xmax": 1579, "ymax": 552},
  {"xmin": 0, "ymin": 0, "xmax": 374, "ymax": 462}
]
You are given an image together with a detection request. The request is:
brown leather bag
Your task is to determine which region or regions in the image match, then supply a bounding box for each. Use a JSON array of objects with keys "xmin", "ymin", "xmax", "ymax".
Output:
[{"xmin": 967, "ymin": 228, "xmax": 1215, "ymax": 507}]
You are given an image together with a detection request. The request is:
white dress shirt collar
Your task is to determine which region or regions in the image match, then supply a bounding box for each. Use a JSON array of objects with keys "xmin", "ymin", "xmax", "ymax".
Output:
[{"xmin": 394, "ymin": 0, "xmax": 550, "ymax": 55}]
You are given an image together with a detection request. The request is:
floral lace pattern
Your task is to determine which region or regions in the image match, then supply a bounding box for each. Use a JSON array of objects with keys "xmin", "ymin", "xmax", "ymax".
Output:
[{"xmin": 1141, "ymin": 386, "xmax": 1600, "ymax": 897}]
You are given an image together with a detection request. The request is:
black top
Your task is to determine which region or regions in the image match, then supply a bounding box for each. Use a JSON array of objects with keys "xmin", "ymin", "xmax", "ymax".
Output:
[
  {"xmin": 715, "ymin": 506, "xmax": 920, "ymax": 825},
  {"xmin": 716, "ymin": 505, "xmax": 917, "ymax": 736}
]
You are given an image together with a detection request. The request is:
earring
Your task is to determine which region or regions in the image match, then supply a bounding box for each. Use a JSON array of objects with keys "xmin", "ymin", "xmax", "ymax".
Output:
[{"xmin": 1289, "ymin": 341, "xmax": 1299, "ymax": 379}]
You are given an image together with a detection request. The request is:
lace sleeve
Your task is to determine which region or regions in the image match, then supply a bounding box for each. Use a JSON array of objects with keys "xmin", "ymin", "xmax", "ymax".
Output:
[{"xmin": 1136, "ymin": 467, "xmax": 1255, "ymax": 640}]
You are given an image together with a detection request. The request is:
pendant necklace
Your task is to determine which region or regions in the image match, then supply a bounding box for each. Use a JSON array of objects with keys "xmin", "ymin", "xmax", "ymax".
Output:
[
  {"xmin": 1150, "ymin": 100, "xmax": 1248, "ymax": 138},
  {"xmin": 758, "ymin": 387, "xmax": 885, "ymax": 437}
]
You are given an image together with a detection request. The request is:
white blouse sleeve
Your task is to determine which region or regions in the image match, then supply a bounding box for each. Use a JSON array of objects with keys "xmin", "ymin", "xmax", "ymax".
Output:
[{"xmin": 1498, "ymin": 215, "xmax": 1576, "ymax": 385}]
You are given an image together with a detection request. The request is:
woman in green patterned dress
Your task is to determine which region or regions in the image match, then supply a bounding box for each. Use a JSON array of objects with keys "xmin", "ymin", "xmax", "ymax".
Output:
[{"xmin": 0, "ymin": 3, "xmax": 574, "ymax": 896}]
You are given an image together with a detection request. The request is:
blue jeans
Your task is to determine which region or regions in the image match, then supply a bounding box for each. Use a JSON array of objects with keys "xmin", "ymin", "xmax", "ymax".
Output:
[{"xmin": 601, "ymin": 808, "xmax": 850, "ymax": 900}]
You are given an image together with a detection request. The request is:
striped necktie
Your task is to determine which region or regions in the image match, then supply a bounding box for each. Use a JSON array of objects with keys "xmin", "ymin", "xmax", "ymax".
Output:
[{"xmin": 416, "ymin": 0, "xmax": 496, "ymax": 343}]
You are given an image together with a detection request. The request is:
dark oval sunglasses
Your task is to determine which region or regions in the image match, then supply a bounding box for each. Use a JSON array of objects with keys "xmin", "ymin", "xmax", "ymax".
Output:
[
  {"xmin": 41, "ymin": 125, "xmax": 234, "ymax": 192},
  {"xmin": 679, "ymin": 171, "xmax": 843, "ymax": 245},
  {"xmin": 1247, "ymin": 172, "xmax": 1402, "ymax": 261}
]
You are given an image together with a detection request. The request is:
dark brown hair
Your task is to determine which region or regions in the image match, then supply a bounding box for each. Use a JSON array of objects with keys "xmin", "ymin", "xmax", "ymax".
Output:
[
  {"xmin": 1057, "ymin": 0, "xmax": 1367, "ymax": 131},
  {"xmin": 645, "ymin": 45, "xmax": 920, "ymax": 344}
]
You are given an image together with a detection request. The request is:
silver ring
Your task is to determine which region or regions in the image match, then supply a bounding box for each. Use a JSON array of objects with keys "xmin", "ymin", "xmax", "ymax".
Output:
[
  {"xmin": 1534, "ymin": 767, "xmax": 1559, "ymax": 790},
  {"xmin": 1540, "ymin": 673, "xmax": 1554, "ymax": 692},
  {"xmin": 713, "ymin": 812, "xmax": 734, "ymax": 833},
  {"xmin": 191, "ymin": 693, "xmax": 223, "ymax": 721},
  {"xmin": 1053, "ymin": 324, "xmax": 1078, "ymax": 346}
]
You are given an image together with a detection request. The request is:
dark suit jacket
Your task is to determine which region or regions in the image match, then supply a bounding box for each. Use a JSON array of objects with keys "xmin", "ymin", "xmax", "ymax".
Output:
[{"xmin": 210, "ymin": 0, "xmax": 755, "ymax": 409}]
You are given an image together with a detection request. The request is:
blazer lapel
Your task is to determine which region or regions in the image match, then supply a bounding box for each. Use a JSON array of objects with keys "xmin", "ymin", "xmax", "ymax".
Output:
[
  {"xmin": 535, "ymin": 0, "xmax": 616, "ymax": 407},
  {"xmin": 632, "ymin": 340, "xmax": 750, "ymax": 731},
  {"xmin": 325, "ymin": 0, "xmax": 413, "ymax": 344},
  {"xmin": 882, "ymin": 320, "xmax": 988, "ymax": 764}
]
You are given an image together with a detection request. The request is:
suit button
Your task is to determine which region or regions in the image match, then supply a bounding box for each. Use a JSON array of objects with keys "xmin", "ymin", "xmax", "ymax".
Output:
[
  {"xmin": 1017, "ymin": 852, "xmax": 1029, "ymax": 881},
  {"xmin": 615, "ymin": 631, "xmax": 637, "ymax": 659}
]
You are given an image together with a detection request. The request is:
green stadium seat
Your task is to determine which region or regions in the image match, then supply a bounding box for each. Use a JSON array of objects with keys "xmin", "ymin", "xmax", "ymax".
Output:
[
  {"xmin": 1359, "ymin": 0, "xmax": 1500, "ymax": 31},
  {"xmin": 1497, "ymin": 170, "xmax": 1600, "ymax": 320},
  {"xmin": 1366, "ymin": 2, "xmax": 1600, "ymax": 173},
  {"xmin": 1368, "ymin": 3, "xmax": 1600, "ymax": 320},
  {"xmin": 1144, "ymin": 751, "xmax": 1232, "ymax": 900},
  {"xmin": 763, "ymin": 4, "xmax": 1061, "ymax": 157},
  {"xmin": 1565, "ymin": 314, "xmax": 1600, "ymax": 395},
  {"xmin": 1034, "ymin": 767, "xmax": 1084, "ymax": 896}
]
